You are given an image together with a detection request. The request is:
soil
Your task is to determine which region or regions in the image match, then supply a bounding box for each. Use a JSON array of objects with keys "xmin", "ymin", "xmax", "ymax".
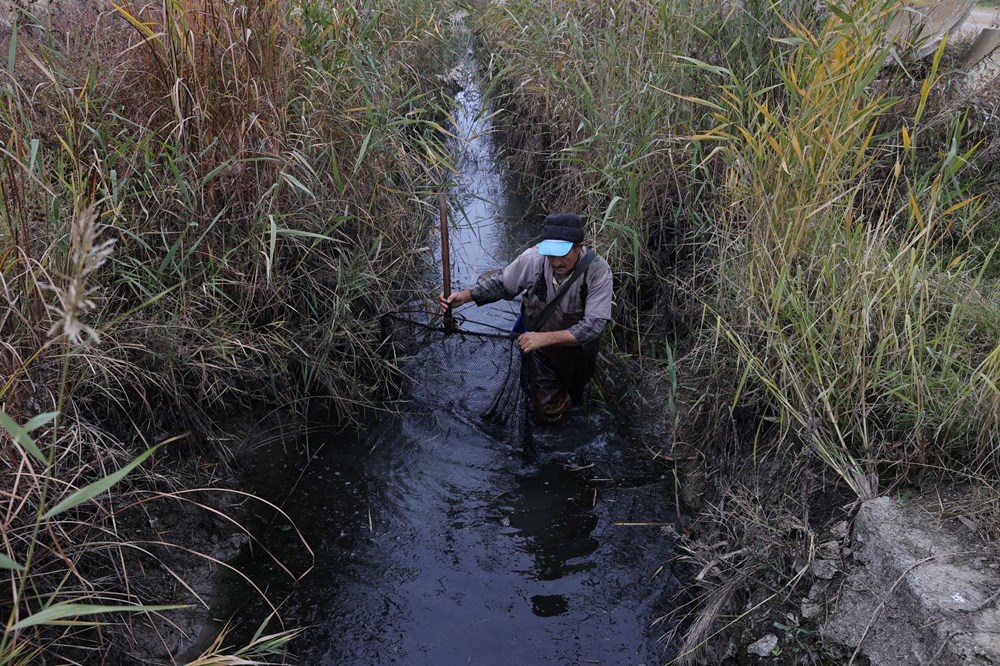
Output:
[
  {"xmin": 0, "ymin": 0, "xmax": 105, "ymax": 31},
  {"xmin": 100, "ymin": 410, "xmax": 304, "ymax": 665},
  {"xmin": 104, "ymin": 493, "xmax": 250, "ymax": 665}
]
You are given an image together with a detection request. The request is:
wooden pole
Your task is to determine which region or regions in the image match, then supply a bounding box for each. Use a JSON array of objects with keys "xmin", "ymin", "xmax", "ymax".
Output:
[{"xmin": 439, "ymin": 191, "xmax": 456, "ymax": 334}]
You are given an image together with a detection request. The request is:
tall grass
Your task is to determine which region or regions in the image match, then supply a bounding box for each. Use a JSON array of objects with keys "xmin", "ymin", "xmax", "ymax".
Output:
[
  {"xmin": 478, "ymin": 0, "xmax": 1000, "ymax": 494},
  {"xmin": 477, "ymin": 0, "xmax": 1000, "ymax": 655},
  {"xmin": 1, "ymin": 0, "xmax": 459, "ymax": 661},
  {"xmin": 704, "ymin": 0, "xmax": 999, "ymax": 496}
]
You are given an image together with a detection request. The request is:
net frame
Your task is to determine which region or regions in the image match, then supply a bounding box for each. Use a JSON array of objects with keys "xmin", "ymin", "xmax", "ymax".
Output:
[{"xmin": 384, "ymin": 312, "xmax": 534, "ymax": 453}]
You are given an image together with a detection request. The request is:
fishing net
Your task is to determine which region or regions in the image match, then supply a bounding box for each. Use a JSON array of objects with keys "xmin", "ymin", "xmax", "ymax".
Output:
[{"xmin": 383, "ymin": 311, "xmax": 533, "ymax": 452}]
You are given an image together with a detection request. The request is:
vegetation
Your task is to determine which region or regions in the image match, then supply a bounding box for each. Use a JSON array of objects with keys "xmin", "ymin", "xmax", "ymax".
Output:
[
  {"xmin": 5, "ymin": 0, "xmax": 999, "ymax": 659},
  {"xmin": 476, "ymin": 0, "xmax": 1000, "ymax": 658},
  {"xmin": 1, "ymin": 0, "xmax": 457, "ymax": 662}
]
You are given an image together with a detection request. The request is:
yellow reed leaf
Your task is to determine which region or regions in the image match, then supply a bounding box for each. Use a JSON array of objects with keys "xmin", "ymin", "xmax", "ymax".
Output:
[
  {"xmin": 858, "ymin": 118, "xmax": 877, "ymax": 157},
  {"xmin": 663, "ymin": 91, "xmax": 725, "ymax": 112},
  {"xmin": 787, "ymin": 64, "xmax": 806, "ymax": 96},
  {"xmin": 908, "ymin": 189, "xmax": 924, "ymax": 228},
  {"xmin": 764, "ymin": 134, "xmax": 783, "ymax": 157},
  {"xmin": 790, "ymin": 130, "xmax": 803, "ymax": 161},
  {"xmin": 901, "ymin": 125, "xmax": 910, "ymax": 149},
  {"xmin": 942, "ymin": 195, "xmax": 982, "ymax": 216},
  {"xmin": 111, "ymin": 2, "xmax": 158, "ymax": 40},
  {"xmin": 54, "ymin": 132, "xmax": 74, "ymax": 161},
  {"xmin": 751, "ymin": 97, "xmax": 779, "ymax": 126}
]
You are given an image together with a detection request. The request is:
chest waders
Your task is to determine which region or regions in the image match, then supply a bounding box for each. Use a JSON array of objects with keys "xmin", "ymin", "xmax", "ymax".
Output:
[{"xmin": 519, "ymin": 252, "xmax": 600, "ymax": 419}]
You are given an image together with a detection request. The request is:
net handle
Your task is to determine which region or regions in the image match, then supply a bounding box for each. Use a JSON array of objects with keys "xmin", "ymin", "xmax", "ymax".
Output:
[{"xmin": 440, "ymin": 191, "xmax": 456, "ymax": 334}]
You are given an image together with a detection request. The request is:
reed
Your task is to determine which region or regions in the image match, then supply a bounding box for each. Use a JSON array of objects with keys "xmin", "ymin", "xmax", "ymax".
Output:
[
  {"xmin": 478, "ymin": 0, "xmax": 717, "ymax": 343},
  {"xmin": 1, "ymin": 0, "xmax": 459, "ymax": 661},
  {"xmin": 478, "ymin": 0, "xmax": 1000, "ymax": 495},
  {"xmin": 701, "ymin": 1, "xmax": 997, "ymax": 494}
]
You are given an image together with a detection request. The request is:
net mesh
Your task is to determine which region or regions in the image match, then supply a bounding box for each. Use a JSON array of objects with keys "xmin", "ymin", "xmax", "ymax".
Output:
[{"xmin": 384, "ymin": 312, "xmax": 533, "ymax": 452}]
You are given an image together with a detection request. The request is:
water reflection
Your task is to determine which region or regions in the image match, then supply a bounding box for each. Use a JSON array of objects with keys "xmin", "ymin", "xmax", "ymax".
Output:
[{"xmin": 501, "ymin": 460, "xmax": 599, "ymax": 586}]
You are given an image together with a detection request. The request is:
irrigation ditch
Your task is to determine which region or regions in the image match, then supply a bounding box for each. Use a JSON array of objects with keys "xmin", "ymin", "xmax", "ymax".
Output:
[
  {"xmin": 176, "ymin": 15, "xmax": 1000, "ymax": 665},
  {"xmin": 6, "ymin": 0, "xmax": 1000, "ymax": 664},
  {"xmin": 192, "ymin": 37, "xmax": 691, "ymax": 665}
]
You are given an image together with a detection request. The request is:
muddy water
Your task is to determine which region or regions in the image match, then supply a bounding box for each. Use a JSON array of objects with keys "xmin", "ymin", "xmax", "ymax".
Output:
[{"xmin": 215, "ymin": 48, "xmax": 686, "ymax": 665}]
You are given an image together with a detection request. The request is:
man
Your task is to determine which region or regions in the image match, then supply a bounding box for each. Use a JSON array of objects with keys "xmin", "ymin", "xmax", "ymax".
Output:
[{"xmin": 438, "ymin": 213, "xmax": 613, "ymax": 423}]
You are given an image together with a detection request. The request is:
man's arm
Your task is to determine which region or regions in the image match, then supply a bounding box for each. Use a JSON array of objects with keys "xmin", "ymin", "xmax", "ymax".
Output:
[
  {"xmin": 439, "ymin": 288, "xmax": 472, "ymax": 313},
  {"xmin": 516, "ymin": 329, "xmax": 577, "ymax": 353},
  {"xmin": 438, "ymin": 247, "xmax": 541, "ymax": 313}
]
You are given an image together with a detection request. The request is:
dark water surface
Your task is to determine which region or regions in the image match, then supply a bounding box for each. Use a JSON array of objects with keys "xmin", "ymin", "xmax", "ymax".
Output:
[{"xmin": 215, "ymin": 46, "xmax": 686, "ymax": 665}]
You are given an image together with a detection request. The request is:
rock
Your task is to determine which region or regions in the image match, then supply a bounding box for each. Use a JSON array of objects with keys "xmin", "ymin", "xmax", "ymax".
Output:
[
  {"xmin": 829, "ymin": 520, "xmax": 849, "ymax": 540},
  {"xmin": 807, "ymin": 581, "xmax": 828, "ymax": 600},
  {"xmin": 957, "ymin": 515, "xmax": 979, "ymax": 534},
  {"xmin": 747, "ymin": 633, "xmax": 779, "ymax": 658},
  {"xmin": 818, "ymin": 539, "xmax": 840, "ymax": 559},
  {"xmin": 810, "ymin": 559, "xmax": 838, "ymax": 580},
  {"xmin": 964, "ymin": 29, "xmax": 1000, "ymax": 92},
  {"xmin": 886, "ymin": 0, "xmax": 978, "ymax": 58},
  {"xmin": 822, "ymin": 497, "xmax": 1000, "ymax": 665}
]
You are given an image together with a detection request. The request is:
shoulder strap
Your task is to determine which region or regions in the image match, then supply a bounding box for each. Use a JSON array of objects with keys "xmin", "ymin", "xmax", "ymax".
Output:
[{"xmin": 530, "ymin": 251, "xmax": 598, "ymax": 332}]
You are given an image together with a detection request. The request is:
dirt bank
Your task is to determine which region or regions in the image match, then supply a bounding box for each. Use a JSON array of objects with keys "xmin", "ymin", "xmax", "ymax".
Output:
[{"xmin": 103, "ymin": 412, "xmax": 309, "ymax": 665}]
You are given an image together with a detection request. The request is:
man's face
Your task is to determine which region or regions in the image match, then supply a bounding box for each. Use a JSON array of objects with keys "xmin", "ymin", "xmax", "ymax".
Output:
[{"xmin": 546, "ymin": 244, "xmax": 582, "ymax": 278}]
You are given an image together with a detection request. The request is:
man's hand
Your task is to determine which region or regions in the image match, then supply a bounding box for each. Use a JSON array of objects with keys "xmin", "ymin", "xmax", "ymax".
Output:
[
  {"xmin": 439, "ymin": 289, "xmax": 472, "ymax": 314},
  {"xmin": 517, "ymin": 330, "xmax": 578, "ymax": 353}
]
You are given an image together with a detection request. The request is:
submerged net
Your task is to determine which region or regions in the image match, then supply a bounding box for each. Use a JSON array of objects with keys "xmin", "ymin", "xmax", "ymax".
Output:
[{"xmin": 384, "ymin": 312, "xmax": 532, "ymax": 452}]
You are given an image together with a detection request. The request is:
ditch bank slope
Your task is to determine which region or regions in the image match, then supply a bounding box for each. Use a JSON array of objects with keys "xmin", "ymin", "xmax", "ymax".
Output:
[{"xmin": 820, "ymin": 497, "xmax": 1000, "ymax": 665}]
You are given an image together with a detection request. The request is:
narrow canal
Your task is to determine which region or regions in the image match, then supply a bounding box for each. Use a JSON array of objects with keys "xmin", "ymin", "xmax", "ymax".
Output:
[{"xmin": 215, "ymin": 42, "xmax": 687, "ymax": 665}]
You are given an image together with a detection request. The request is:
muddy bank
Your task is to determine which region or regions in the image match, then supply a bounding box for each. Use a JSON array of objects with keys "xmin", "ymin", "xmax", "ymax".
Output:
[{"xmin": 102, "ymin": 412, "xmax": 307, "ymax": 664}]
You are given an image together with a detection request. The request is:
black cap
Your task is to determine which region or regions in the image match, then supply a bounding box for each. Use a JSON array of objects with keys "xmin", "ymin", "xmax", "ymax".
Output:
[{"xmin": 542, "ymin": 213, "xmax": 585, "ymax": 243}]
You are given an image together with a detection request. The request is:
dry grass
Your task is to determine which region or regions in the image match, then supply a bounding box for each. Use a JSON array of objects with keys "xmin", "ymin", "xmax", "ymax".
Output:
[{"xmin": 1, "ymin": 0, "xmax": 461, "ymax": 661}]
